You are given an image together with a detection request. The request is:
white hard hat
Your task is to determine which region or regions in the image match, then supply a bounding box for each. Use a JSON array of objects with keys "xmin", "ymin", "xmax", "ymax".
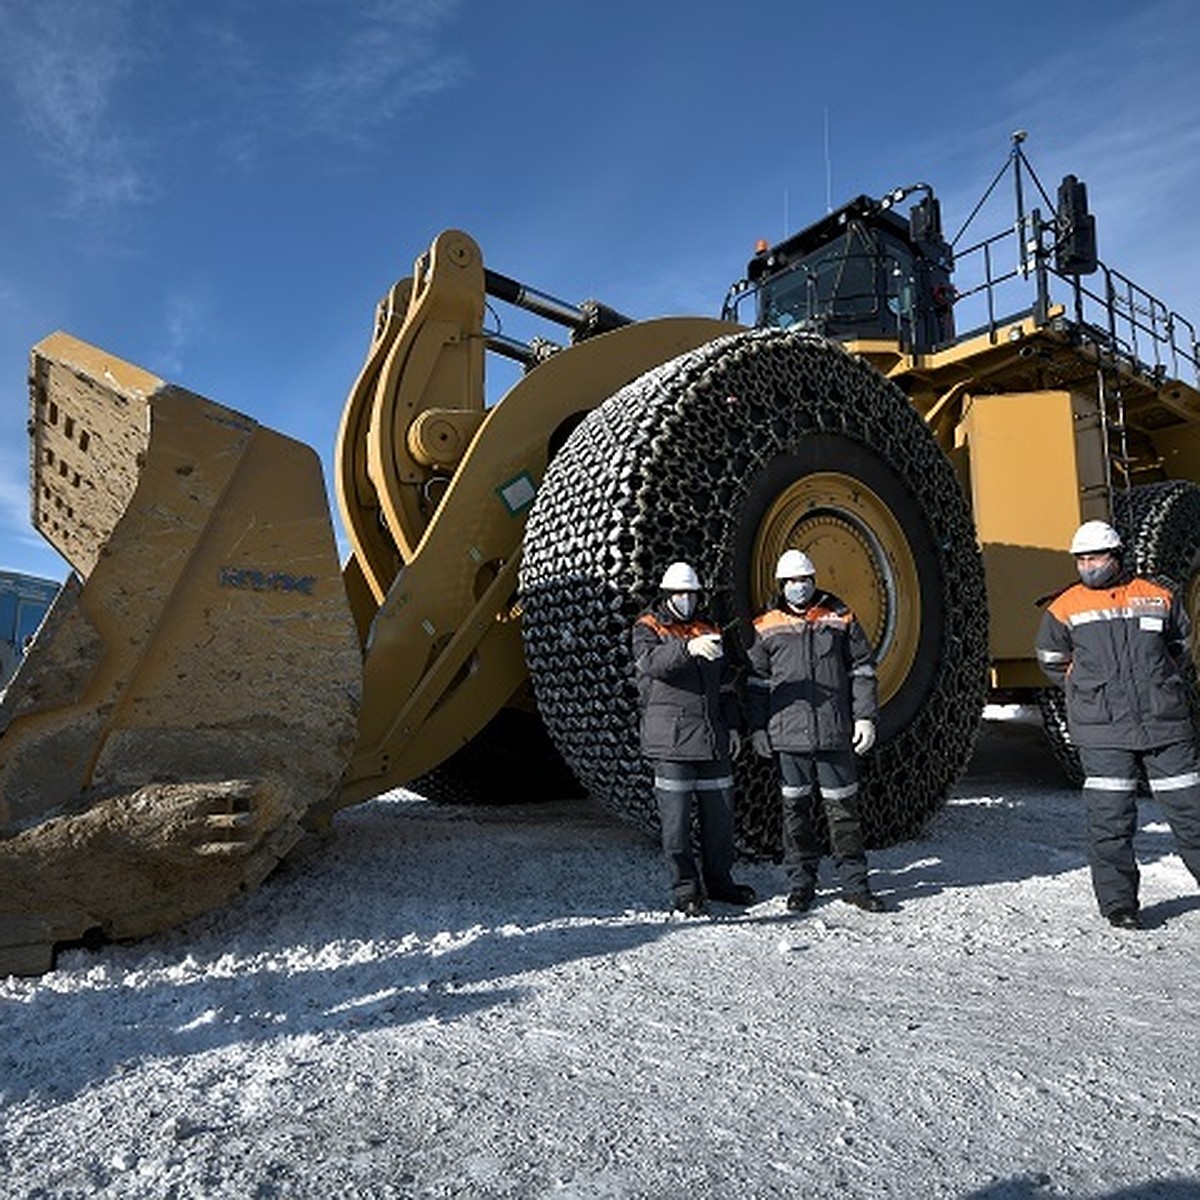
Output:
[
  {"xmin": 1069, "ymin": 520, "xmax": 1122, "ymax": 555},
  {"xmin": 659, "ymin": 561, "xmax": 702, "ymax": 591},
  {"xmin": 775, "ymin": 549, "xmax": 816, "ymax": 579}
]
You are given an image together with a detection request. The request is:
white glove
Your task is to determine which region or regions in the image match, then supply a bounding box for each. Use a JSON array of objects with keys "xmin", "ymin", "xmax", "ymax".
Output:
[
  {"xmin": 727, "ymin": 729, "xmax": 741, "ymax": 759},
  {"xmin": 852, "ymin": 718, "xmax": 876, "ymax": 755},
  {"xmin": 686, "ymin": 634, "xmax": 723, "ymax": 661},
  {"xmin": 752, "ymin": 730, "xmax": 772, "ymax": 758}
]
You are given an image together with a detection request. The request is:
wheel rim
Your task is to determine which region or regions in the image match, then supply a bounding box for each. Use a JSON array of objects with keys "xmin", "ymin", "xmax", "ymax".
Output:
[{"xmin": 751, "ymin": 471, "xmax": 921, "ymax": 705}]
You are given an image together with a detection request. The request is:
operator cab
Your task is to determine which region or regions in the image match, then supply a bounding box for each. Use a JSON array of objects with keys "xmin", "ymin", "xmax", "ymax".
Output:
[{"xmin": 729, "ymin": 188, "xmax": 955, "ymax": 354}]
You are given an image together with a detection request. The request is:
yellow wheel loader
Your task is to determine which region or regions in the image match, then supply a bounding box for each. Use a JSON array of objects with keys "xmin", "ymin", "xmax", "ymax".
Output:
[{"xmin": 3, "ymin": 136, "xmax": 1199, "ymax": 974}]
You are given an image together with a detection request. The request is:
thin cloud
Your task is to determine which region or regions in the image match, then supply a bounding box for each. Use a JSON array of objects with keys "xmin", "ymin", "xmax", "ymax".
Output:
[
  {"xmin": 192, "ymin": 0, "xmax": 466, "ymax": 157},
  {"xmin": 295, "ymin": 3, "xmax": 466, "ymax": 141},
  {"xmin": 0, "ymin": 462, "xmax": 28, "ymax": 523},
  {"xmin": 0, "ymin": 0, "xmax": 466, "ymax": 214},
  {"xmin": 0, "ymin": 456, "xmax": 39, "ymax": 562},
  {"xmin": 0, "ymin": 0, "xmax": 154, "ymax": 216},
  {"xmin": 154, "ymin": 292, "xmax": 205, "ymax": 377},
  {"xmin": 919, "ymin": 0, "xmax": 1200, "ymax": 326},
  {"xmin": 996, "ymin": 2, "xmax": 1200, "ymax": 219}
]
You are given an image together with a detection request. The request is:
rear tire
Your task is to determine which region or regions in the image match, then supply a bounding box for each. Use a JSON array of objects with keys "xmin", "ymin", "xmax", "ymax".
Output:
[
  {"xmin": 1036, "ymin": 688, "xmax": 1084, "ymax": 788},
  {"xmin": 1118, "ymin": 481, "xmax": 1200, "ymax": 729},
  {"xmin": 1116, "ymin": 481, "xmax": 1200, "ymax": 684},
  {"xmin": 519, "ymin": 329, "xmax": 989, "ymax": 855}
]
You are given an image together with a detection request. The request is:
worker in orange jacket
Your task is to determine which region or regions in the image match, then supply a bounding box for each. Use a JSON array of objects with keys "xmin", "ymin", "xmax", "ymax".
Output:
[
  {"xmin": 631, "ymin": 561, "xmax": 757, "ymax": 917},
  {"xmin": 1036, "ymin": 520, "xmax": 1200, "ymax": 929},
  {"xmin": 747, "ymin": 549, "xmax": 883, "ymax": 914}
]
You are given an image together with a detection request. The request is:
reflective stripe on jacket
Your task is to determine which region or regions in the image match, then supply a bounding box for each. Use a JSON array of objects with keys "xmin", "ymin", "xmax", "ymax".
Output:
[
  {"xmin": 1036, "ymin": 573, "xmax": 1194, "ymax": 750},
  {"xmin": 631, "ymin": 603, "xmax": 740, "ymax": 762},
  {"xmin": 746, "ymin": 590, "xmax": 878, "ymax": 753}
]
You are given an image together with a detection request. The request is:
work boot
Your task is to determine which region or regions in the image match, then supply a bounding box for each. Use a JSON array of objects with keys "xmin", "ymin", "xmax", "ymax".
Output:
[
  {"xmin": 842, "ymin": 890, "xmax": 885, "ymax": 913},
  {"xmin": 673, "ymin": 894, "xmax": 707, "ymax": 918},
  {"xmin": 786, "ymin": 886, "xmax": 816, "ymax": 913},
  {"xmin": 1106, "ymin": 907, "xmax": 1141, "ymax": 930},
  {"xmin": 708, "ymin": 882, "xmax": 757, "ymax": 906}
]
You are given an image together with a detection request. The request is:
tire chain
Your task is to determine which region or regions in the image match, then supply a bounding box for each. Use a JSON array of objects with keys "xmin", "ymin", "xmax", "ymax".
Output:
[
  {"xmin": 519, "ymin": 329, "xmax": 989, "ymax": 857},
  {"xmin": 1035, "ymin": 688, "xmax": 1084, "ymax": 787},
  {"xmin": 1114, "ymin": 481, "xmax": 1200, "ymax": 594}
]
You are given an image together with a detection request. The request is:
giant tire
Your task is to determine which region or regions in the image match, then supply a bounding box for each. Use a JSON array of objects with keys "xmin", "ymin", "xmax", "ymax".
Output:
[
  {"xmin": 1036, "ymin": 480, "xmax": 1200, "ymax": 783},
  {"xmin": 518, "ymin": 329, "xmax": 990, "ymax": 856}
]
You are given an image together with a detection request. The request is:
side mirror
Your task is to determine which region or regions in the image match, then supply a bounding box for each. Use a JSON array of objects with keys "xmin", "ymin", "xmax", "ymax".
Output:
[{"xmin": 909, "ymin": 195, "xmax": 942, "ymax": 244}]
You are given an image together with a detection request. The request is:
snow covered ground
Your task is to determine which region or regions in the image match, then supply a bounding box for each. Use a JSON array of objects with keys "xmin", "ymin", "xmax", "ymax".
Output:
[{"xmin": 3, "ymin": 708, "xmax": 1199, "ymax": 1199}]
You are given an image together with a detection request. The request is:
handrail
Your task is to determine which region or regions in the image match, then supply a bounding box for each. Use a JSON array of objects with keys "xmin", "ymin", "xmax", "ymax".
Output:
[{"xmin": 946, "ymin": 220, "xmax": 1199, "ymax": 384}]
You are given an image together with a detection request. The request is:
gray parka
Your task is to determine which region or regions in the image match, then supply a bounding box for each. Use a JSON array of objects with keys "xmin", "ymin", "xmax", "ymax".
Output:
[
  {"xmin": 631, "ymin": 600, "xmax": 740, "ymax": 762},
  {"xmin": 746, "ymin": 590, "xmax": 878, "ymax": 753},
  {"xmin": 1036, "ymin": 570, "xmax": 1194, "ymax": 750}
]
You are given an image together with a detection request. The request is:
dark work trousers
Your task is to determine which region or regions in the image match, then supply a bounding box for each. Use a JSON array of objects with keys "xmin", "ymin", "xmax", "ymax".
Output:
[
  {"xmin": 778, "ymin": 749, "xmax": 868, "ymax": 894},
  {"xmin": 1078, "ymin": 741, "xmax": 1200, "ymax": 916},
  {"xmin": 652, "ymin": 759, "xmax": 738, "ymax": 903}
]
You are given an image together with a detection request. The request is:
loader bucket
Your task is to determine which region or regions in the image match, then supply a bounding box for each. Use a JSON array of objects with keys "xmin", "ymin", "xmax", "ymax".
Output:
[{"xmin": 0, "ymin": 334, "xmax": 362, "ymax": 975}]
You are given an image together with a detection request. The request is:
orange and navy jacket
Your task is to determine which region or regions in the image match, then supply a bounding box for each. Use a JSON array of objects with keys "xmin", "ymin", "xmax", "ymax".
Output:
[
  {"xmin": 630, "ymin": 601, "xmax": 740, "ymax": 762},
  {"xmin": 746, "ymin": 590, "xmax": 877, "ymax": 753},
  {"xmin": 1036, "ymin": 573, "xmax": 1193, "ymax": 750}
]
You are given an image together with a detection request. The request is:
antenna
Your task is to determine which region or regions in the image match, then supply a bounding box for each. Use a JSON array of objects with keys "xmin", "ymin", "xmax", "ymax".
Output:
[
  {"xmin": 1012, "ymin": 130, "xmax": 1029, "ymax": 276},
  {"xmin": 823, "ymin": 107, "xmax": 832, "ymax": 213}
]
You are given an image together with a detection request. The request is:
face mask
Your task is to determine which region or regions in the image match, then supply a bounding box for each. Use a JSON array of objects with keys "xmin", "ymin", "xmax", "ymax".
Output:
[
  {"xmin": 1078, "ymin": 559, "xmax": 1119, "ymax": 589},
  {"xmin": 668, "ymin": 592, "xmax": 698, "ymax": 620},
  {"xmin": 783, "ymin": 579, "xmax": 815, "ymax": 608}
]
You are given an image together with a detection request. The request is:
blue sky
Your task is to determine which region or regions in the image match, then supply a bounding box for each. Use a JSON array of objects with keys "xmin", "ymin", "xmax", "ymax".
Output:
[{"xmin": 1, "ymin": 0, "xmax": 1198, "ymax": 581}]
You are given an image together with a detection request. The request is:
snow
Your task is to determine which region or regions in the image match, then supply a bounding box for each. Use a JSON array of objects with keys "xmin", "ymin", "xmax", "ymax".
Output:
[{"xmin": 3, "ymin": 708, "xmax": 1199, "ymax": 1199}]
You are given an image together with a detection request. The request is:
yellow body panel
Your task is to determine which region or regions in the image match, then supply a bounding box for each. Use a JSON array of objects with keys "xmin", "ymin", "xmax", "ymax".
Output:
[
  {"xmin": 1148, "ymin": 419, "xmax": 1200, "ymax": 481},
  {"xmin": 955, "ymin": 390, "xmax": 1107, "ymax": 667}
]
